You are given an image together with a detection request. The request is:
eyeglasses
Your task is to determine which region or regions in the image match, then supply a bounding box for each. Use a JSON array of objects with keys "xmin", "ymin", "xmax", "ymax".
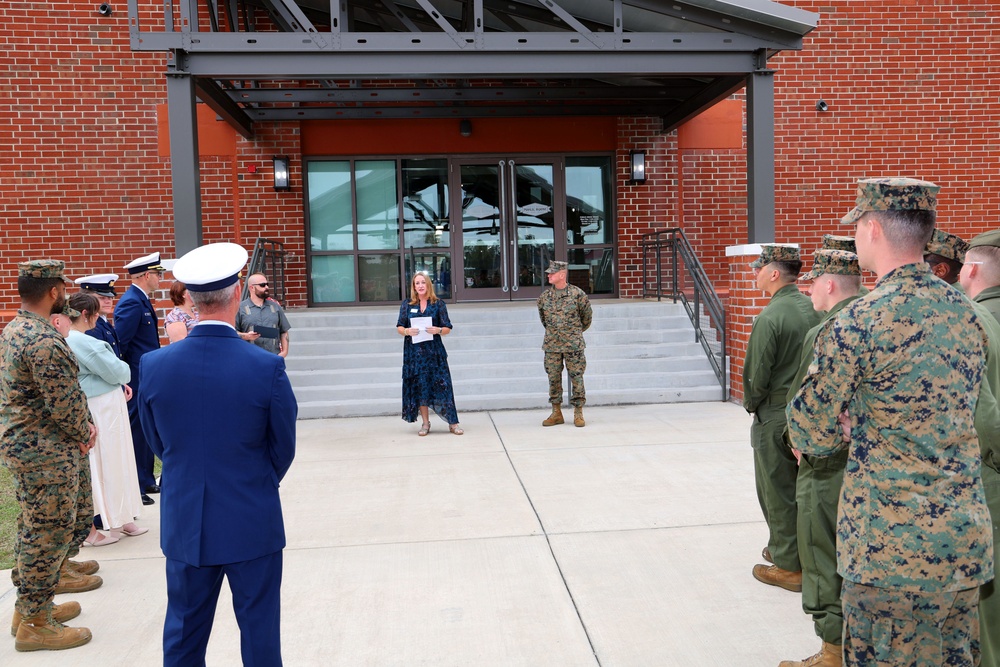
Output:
[{"xmin": 251, "ymin": 282, "xmax": 268, "ymax": 288}]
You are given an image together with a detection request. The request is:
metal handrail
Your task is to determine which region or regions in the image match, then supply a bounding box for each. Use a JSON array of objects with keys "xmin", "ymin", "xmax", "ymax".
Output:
[
  {"xmin": 242, "ymin": 238, "xmax": 287, "ymax": 304},
  {"xmin": 641, "ymin": 228, "xmax": 727, "ymax": 399}
]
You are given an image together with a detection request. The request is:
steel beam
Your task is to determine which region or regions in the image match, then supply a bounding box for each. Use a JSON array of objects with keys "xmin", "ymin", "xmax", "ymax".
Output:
[
  {"xmin": 746, "ymin": 60, "xmax": 775, "ymax": 243},
  {"xmin": 224, "ymin": 83, "xmax": 695, "ymax": 102},
  {"xmin": 195, "ymin": 79, "xmax": 256, "ymax": 138},
  {"xmin": 166, "ymin": 73, "xmax": 203, "ymax": 253},
  {"xmin": 242, "ymin": 101, "xmax": 684, "ymax": 120},
  {"xmin": 658, "ymin": 75, "xmax": 745, "ymax": 131}
]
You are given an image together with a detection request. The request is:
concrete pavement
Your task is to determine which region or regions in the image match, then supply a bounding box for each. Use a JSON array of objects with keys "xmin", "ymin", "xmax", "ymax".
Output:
[{"xmin": 1, "ymin": 402, "xmax": 821, "ymax": 666}]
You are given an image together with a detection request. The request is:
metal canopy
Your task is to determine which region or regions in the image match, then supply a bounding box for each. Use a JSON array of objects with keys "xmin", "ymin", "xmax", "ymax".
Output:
[{"xmin": 129, "ymin": 0, "xmax": 816, "ymax": 137}]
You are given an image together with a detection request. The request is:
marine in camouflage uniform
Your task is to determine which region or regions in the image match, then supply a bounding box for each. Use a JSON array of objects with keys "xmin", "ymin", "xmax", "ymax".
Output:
[
  {"xmin": 744, "ymin": 244, "xmax": 821, "ymax": 592},
  {"xmin": 537, "ymin": 260, "xmax": 592, "ymax": 427},
  {"xmin": 788, "ymin": 179, "xmax": 994, "ymax": 667},
  {"xmin": 780, "ymin": 249, "xmax": 862, "ymax": 667},
  {"xmin": 960, "ymin": 229, "xmax": 1000, "ymax": 667},
  {"xmin": 925, "ymin": 227, "xmax": 970, "ymax": 285},
  {"xmin": 0, "ymin": 260, "xmax": 97, "ymax": 651}
]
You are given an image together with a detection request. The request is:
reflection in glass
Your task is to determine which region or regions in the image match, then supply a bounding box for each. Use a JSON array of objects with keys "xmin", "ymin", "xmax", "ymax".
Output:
[
  {"xmin": 402, "ymin": 159, "xmax": 449, "ymax": 249},
  {"xmin": 356, "ymin": 160, "xmax": 399, "ymax": 251},
  {"xmin": 405, "ymin": 252, "xmax": 452, "ymax": 300},
  {"xmin": 359, "ymin": 254, "xmax": 401, "ymax": 302},
  {"xmin": 567, "ymin": 247, "xmax": 615, "ymax": 294},
  {"xmin": 308, "ymin": 161, "xmax": 353, "ymax": 251},
  {"xmin": 514, "ymin": 164, "xmax": 555, "ymax": 288},
  {"xmin": 311, "ymin": 255, "xmax": 356, "ymax": 303},
  {"xmin": 566, "ymin": 157, "xmax": 612, "ymax": 246},
  {"xmin": 460, "ymin": 165, "xmax": 502, "ymax": 290}
]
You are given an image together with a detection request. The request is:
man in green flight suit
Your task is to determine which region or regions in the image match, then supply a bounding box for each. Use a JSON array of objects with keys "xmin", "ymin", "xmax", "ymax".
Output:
[
  {"xmin": 960, "ymin": 229, "xmax": 1000, "ymax": 667},
  {"xmin": 788, "ymin": 178, "xmax": 994, "ymax": 666},
  {"xmin": 0, "ymin": 260, "xmax": 98, "ymax": 652},
  {"xmin": 744, "ymin": 245, "xmax": 821, "ymax": 592},
  {"xmin": 780, "ymin": 248, "xmax": 862, "ymax": 667}
]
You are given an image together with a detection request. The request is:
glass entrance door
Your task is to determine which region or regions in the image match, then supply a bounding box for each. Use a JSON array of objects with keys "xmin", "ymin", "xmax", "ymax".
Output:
[{"xmin": 453, "ymin": 158, "xmax": 559, "ymax": 301}]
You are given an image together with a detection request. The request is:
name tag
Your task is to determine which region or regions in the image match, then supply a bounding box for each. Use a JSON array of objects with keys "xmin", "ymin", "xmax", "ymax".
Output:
[{"xmin": 410, "ymin": 309, "xmax": 419, "ymax": 314}]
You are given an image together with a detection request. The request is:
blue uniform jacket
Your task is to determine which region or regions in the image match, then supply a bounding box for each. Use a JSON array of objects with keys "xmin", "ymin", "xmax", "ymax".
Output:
[
  {"xmin": 138, "ymin": 324, "xmax": 297, "ymax": 567},
  {"xmin": 86, "ymin": 316, "xmax": 123, "ymax": 360},
  {"xmin": 114, "ymin": 284, "xmax": 160, "ymax": 385}
]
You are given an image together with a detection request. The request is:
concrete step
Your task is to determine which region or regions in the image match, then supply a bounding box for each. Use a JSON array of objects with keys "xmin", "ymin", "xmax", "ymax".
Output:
[{"xmin": 284, "ymin": 299, "xmax": 725, "ymax": 419}]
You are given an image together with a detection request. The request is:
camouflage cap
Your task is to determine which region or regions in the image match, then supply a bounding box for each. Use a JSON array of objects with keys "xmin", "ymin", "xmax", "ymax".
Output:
[
  {"xmin": 841, "ymin": 177, "xmax": 939, "ymax": 226},
  {"xmin": 822, "ymin": 235, "xmax": 856, "ymax": 252},
  {"xmin": 802, "ymin": 249, "xmax": 861, "ymax": 281},
  {"xmin": 969, "ymin": 229, "xmax": 1000, "ymax": 249},
  {"xmin": 924, "ymin": 228, "xmax": 969, "ymax": 262},
  {"xmin": 545, "ymin": 260, "xmax": 568, "ymax": 274},
  {"xmin": 18, "ymin": 259, "xmax": 70, "ymax": 282},
  {"xmin": 61, "ymin": 303, "xmax": 81, "ymax": 318},
  {"xmin": 749, "ymin": 245, "xmax": 800, "ymax": 270}
]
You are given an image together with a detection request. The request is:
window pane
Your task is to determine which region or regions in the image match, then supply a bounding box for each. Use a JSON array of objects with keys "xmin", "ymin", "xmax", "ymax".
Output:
[
  {"xmin": 566, "ymin": 157, "xmax": 613, "ymax": 246},
  {"xmin": 311, "ymin": 255, "xmax": 356, "ymax": 303},
  {"xmin": 359, "ymin": 254, "xmax": 402, "ymax": 303},
  {"xmin": 402, "ymin": 159, "xmax": 450, "ymax": 249},
  {"xmin": 308, "ymin": 161, "xmax": 354, "ymax": 251},
  {"xmin": 567, "ymin": 247, "xmax": 615, "ymax": 295},
  {"xmin": 405, "ymin": 252, "xmax": 453, "ymax": 300},
  {"xmin": 356, "ymin": 160, "xmax": 399, "ymax": 251}
]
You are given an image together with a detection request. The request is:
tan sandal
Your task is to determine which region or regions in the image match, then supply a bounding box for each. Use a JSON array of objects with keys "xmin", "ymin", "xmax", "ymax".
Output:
[
  {"xmin": 418, "ymin": 422, "xmax": 431, "ymax": 437},
  {"xmin": 449, "ymin": 424, "xmax": 464, "ymax": 436}
]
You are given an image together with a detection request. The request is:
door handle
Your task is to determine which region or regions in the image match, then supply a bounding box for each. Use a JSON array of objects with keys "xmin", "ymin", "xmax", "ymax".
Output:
[
  {"xmin": 508, "ymin": 160, "xmax": 518, "ymax": 292},
  {"xmin": 499, "ymin": 160, "xmax": 510, "ymax": 293}
]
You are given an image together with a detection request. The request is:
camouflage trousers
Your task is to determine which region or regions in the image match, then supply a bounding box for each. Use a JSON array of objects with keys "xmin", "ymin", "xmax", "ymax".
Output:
[
  {"xmin": 751, "ymin": 406, "xmax": 799, "ymax": 572},
  {"xmin": 980, "ymin": 464, "xmax": 1000, "ymax": 667},
  {"xmin": 797, "ymin": 449, "xmax": 849, "ymax": 645},
  {"xmin": 544, "ymin": 350, "xmax": 586, "ymax": 407},
  {"xmin": 842, "ymin": 580, "xmax": 980, "ymax": 667},
  {"xmin": 9, "ymin": 453, "xmax": 92, "ymax": 617}
]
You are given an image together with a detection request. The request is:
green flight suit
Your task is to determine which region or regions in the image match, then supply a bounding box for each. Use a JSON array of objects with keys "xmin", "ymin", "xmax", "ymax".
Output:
[
  {"xmin": 785, "ymin": 294, "xmax": 859, "ymax": 645},
  {"xmin": 743, "ymin": 284, "xmax": 821, "ymax": 572}
]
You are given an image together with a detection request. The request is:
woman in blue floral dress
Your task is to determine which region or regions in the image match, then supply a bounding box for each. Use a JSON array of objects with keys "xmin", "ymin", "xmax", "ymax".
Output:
[{"xmin": 396, "ymin": 272, "xmax": 463, "ymax": 436}]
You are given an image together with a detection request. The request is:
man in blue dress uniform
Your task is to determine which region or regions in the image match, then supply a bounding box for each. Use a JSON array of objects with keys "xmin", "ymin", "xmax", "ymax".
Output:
[
  {"xmin": 114, "ymin": 253, "xmax": 163, "ymax": 505},
  {"xmin": 75, "ymin": 273, "xmax": 123, "ymax": 359},
  {"xmin": 139, "ymin": 242, "xmax": 297, "ymax": 667}
]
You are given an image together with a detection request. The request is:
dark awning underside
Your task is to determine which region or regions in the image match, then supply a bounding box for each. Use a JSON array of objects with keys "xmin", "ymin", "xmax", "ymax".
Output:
[{"xmin": 130, "ymin": 0, "xmax": 817, "ymax": 138}]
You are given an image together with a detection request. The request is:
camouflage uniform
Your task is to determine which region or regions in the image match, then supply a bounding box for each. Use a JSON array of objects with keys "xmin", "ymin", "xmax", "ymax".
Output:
[
  {"xmin": 537, "ymin": 275, "xmax": 593, "ymax": 408},
  {"xmin": 744, "ymin": 246, "xmax": 820, "ymax": 573},
  {"xmin": 0, "ymin": 284, "xmax": 93, "ymax": 619},
  {"xmin": 784, "ymin": 249, "xmax": 861, "ymax": 648}
]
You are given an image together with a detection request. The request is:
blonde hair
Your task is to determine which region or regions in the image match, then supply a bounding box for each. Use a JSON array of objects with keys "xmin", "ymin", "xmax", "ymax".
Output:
[{"xmin": 408, "ymin": 271, "xmax": 439, "ymax": 305}]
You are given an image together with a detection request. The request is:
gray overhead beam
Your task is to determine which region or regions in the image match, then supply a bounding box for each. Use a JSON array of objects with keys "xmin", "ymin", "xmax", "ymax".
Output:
[
  {"xmin": 165, "ymin": 72, "xmax": 203, "ymax": 254},
  {"xmin": 380, "ymin": 0, "xmax": 423, "ymax": 32},
  {"xmin": 627, "ymin": 0, "xmax": 813, "ymax": 45},
  {"xmin": 243, "ymin": 102, "xmax": 686, "ymax": 120},
  {"xmin": 131, "ymin": 29, "xmax": 791, "ymax": 53},
  {"xmin": 535, "ymin": 0, "xmax": 606, "ymax": 49},
  {"xmin": 413, "ymin": 0, "xmax": 468, "ymax": 48},
  {"xmin": 657, "ymin": 75, "xmax": 746, "ymax": 131},
  {"xmin": 194, "ymin": 78, "xmax": 256, "ymax": 138},
  {"xmin": 746, "ymin": 57, "xmax": 775, "ymax": 243},
  {"xmin": 225, "ymin": 84, "xmax": 697, "ymax": 102}
]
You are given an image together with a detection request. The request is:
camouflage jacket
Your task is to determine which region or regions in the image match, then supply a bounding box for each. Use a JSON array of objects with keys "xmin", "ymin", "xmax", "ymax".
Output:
[
  {"xmin": 537, "ymin": 285, "xmax": 592, "ymax": 352},
  {"xmin": 0, "ymin": 310, "xmax": 92, "ymax": 470},
  {"xmin": 785, "ymin": 294, "xmax": 860, "ymax": 407},
  {"xmin": 787, "ymin": 263, "xmax": 994, "ymax": 592},
  {"xmin": 742, "ymin": 284, "xmax": 820, "ymax": 415}
]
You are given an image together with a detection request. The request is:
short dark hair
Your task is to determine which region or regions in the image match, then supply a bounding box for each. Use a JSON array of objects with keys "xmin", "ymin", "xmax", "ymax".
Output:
[
  {"xmin": 169, "ymin": 281, "xmax": 187, "ymax": 306},
  {"xmin": 17, "ymin": 276, "xmax": 63, "ymax": 305},
  {"xmin": 772, "ymin": 260, "xmax": 803, "ymax": 281},
  {"xmin": 68, "ymin": 292, "xmax": 100, "ymax": 322}
]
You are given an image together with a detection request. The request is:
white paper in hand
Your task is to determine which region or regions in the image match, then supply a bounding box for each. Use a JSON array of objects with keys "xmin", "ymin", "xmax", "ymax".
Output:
[{"xmin": 411, "ymin": 316, "xmax": 433, "ymax": 343}]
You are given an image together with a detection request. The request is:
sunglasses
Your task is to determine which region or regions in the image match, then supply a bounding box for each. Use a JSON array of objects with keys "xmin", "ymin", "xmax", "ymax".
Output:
[{"xmin": 252, "ymin": 282, "xmax": 269, "ymax": 287}]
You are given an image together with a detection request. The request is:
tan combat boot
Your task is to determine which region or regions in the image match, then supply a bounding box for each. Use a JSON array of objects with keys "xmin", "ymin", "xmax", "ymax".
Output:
[
  {"xmin": 11, "ymin": 601, "xmax": 81, "ymax": 636},
  {"xmin": 542, "ymin": 404, "xmax": 564, "ymax": 426},
  {"xmin": 14, "ymin": 612, "xmax": 91, "ymax": 652},
  {"xmin": 54, "ymin": 564, "xmax": 102, "ymax": 595},
  {"xmin": 574, "ymin": 406, "xmax": 585, "ymax": 427},
  {"xmin": 778, "ymin": 641, "xmax": 842, "ymax": 667},
  {"xmin": 65, "ymin": 559, "xmax": 99, "ymax": 576}
]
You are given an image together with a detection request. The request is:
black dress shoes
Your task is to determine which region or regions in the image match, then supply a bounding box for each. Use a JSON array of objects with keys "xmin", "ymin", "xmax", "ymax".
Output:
[
  {"xmin": 145, "ymin": 484, "xmax": 161, "ymax": 494},
  {"xmin": 141, "ymin": 494, "xmax": 155, "ymax": 506}
]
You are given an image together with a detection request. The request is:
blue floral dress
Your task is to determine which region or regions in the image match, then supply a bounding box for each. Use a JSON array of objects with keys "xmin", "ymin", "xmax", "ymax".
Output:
[{"xmin": 397, "ymin": 299, "xmax": 459, "ymax": 424}]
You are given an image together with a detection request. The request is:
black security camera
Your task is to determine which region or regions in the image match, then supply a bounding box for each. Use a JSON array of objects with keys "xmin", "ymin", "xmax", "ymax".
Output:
[
  {"xmin": 815, "ymin": 99, "xmax": 828, "ymax": 112},
  {"xmin": 98, "ymin": 3, "xmax": 113, "ymax": 16}
]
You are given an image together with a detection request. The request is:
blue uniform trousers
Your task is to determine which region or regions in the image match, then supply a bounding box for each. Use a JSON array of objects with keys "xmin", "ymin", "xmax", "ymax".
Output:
[
  {"xmin": 164, "ymin": 551, "xmax": 283, "ymax": 667},
  {"xmin": 128, "ymin": 384, "xmax": 156, "ymax": 490}
]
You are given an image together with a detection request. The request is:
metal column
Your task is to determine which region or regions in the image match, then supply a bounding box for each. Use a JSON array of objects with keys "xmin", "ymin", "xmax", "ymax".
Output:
[
  {"xmin": 746, "ymin": 55, "xmax": 775, "ymax": 244},
  {"xmin": 166, "ymin": 72, "xmax": 203, "ymax": 254}
]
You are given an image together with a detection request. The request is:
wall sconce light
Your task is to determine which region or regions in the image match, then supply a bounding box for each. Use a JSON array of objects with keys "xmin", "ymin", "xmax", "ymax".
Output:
[
  {"xmin": 273, "ymin": 156, "xmax": 290, "ymax": 191},
  {"xmin": 629, "ymin": 150, "xmax": 646, "ymax": 184},
  {"xmin": 459, "ymin": 119, "xmax": 472, "ymax": 137},
  {"xmin": 815, "ymin": 99, "xmax": 829, "ymax": 112}
]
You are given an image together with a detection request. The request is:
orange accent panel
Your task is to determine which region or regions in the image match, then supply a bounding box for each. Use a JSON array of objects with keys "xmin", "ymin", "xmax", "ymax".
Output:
[
  {"xmin": 677, "ymin": 99, "xmax": 743, "ymax": 150},
  {"xmin": 301, "ymin": 117, "xmax": 616, "ymax": 156},
  {"xmin": 157, "ymin": 103, "xmax": 238, "ymax": 157}
]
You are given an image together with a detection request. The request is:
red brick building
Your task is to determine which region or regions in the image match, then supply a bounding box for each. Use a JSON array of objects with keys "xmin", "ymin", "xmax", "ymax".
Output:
[{"xmin": 2, "ymin": 1, "xmax": 997, "ymax": 402}]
